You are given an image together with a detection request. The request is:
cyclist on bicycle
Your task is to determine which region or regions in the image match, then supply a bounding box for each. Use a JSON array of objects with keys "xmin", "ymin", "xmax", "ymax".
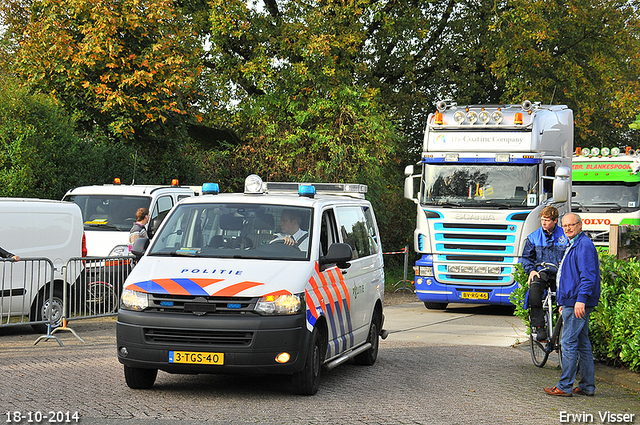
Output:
[{"xmin": 520, "ymin": 206, "xmax": 569, "ymax": 341}]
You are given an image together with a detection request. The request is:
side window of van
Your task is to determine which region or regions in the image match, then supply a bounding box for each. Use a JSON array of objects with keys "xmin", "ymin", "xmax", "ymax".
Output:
[
  {"xmin": 336, "ymin": 206, "xmax": 375, "ymax": 260},
  {"xmin": 362, "ymin": 206, "xmax": 380, "ymax": 254},
  {"xmin": 149, "ymin": 195, "xmax": 175, "ymax": 237},
  {"xmin": 320, "ymin": 209, "xmax": 339, "ymax": 257}
]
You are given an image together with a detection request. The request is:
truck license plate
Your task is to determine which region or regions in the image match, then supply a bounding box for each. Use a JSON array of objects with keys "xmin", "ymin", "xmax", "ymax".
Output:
[
  {"xmin": 169, "ymin": 351, "xmax": 224, "ymax": 365},
  {"xmin": 460, "ymin": 292, "xmax": 489, "ymax": 300}
]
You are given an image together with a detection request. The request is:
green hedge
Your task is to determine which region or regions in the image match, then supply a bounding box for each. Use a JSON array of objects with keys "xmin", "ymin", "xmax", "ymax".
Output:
[{"xmin": 510, "ymin": 251, "xmax": 640, "ymax": 372}]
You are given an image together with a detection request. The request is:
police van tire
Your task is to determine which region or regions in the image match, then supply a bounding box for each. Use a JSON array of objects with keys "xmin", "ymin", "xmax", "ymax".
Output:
[
  {"xmin": 354, "ymin": 316, "xmax": 379, "ymax": 366},
  {"xmin": 424, "ymin": 302, "xmax": 448, "ymax": 310},
  {"xmin": 123, "ymin": 365, "xmax": 157, "ymax": 389},
  {"xmin": 292, "ymin": 327, "xmax": 322, "ymax": 395}
]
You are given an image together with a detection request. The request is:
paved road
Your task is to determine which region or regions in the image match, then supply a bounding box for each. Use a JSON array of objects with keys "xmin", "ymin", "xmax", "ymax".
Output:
[{"xmin": 0, "ymin": 302, "xmax": 638, "ymax": 425}]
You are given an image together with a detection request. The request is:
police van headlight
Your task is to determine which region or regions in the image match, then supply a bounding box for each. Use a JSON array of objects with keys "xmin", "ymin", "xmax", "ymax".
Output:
[
  {"xmin": 255, "ymin": 294, "xmax": 304, "ymax": 315},
  {"xmin": 121, "ymin": 289, "xmax": 150, "ymax": 311}
]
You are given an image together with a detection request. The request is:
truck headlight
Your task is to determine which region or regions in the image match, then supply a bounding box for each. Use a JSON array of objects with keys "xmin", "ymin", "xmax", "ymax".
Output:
[
  {"xmin": 121, "ymin": 289, "xmax": 149, "ymax": 311},
  {"xmin": 255, "ymin": 294, "xmax": 304, "ymax": 315},
  {"xmin": 110, "ymin": 245, "xmax": 130, "ymax": 257}
]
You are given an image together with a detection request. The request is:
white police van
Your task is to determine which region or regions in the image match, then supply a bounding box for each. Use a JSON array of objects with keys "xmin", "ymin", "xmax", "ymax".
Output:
[
  {"xmin": 116, "ymin": 175, "xmax": 386, "ymax": 394},
  {"xmin": 63, "ymin": 179, "xmax": 195, "ymax": 257}
]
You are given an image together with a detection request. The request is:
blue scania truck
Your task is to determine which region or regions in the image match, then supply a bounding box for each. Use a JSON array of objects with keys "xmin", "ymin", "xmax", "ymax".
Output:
[{"xmin": 404, "ymin": 101, "xmax": 573, "ymax": 309}]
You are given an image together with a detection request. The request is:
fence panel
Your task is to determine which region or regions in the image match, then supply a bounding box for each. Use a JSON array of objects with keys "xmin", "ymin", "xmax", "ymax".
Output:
[
  {"xmin": 64, "ymin": 256, "xmax": 133, "ymax": 322},
  {"xmin": 0, "ymin": 258, "xmax": 56, "ymax": 329}
]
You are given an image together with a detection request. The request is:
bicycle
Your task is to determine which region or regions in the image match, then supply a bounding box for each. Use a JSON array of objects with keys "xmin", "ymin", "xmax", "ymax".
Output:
[{"xmin": 529, "ymin": 262, "xmax": 564, "ymax": 368}]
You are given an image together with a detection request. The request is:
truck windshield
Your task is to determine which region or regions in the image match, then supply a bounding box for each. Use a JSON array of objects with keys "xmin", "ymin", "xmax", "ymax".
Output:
[
  {"xmin": 420, "ymin": 164, "xmax": 539, "ymax": 208},
  {"xmin": 572, "ymin": 183, "xmax": 640, "ymax": 212},
  {"xmin": 148, "ymin": 203, "xmax": 312, "ymax": 260},
  {"xmin": 64, "ymin": 195, "xmax": 151, "ymax": 231}
]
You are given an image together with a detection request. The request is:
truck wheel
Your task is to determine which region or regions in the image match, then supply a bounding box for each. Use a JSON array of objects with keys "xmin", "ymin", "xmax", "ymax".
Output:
[
  {"xmin": 292, "ymin": 327, "xmax": 322, "ymax": 395},
  {"xmin": 354, "ymin": 313, "xmax": 379, "ymax": 366},
  {"xmin": 31, "ymin": 289, "xmax": 64, "ymax": 333},
  {"xmin": 424, "ymin": 302, "xmax": 448, "ymax": 310},
  {"xmin": 123, "ymin": 365, "xmax": 157, "ymax": 389}
]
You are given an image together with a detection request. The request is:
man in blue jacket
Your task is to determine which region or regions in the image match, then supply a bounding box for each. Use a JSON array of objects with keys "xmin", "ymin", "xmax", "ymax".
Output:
[
  {"xmin": 544, "ymin": 213, "xmax": 601, "ymax": 397},
  {"xmin": 520, "ymin": 206, "xmax": 569, "ymax": 341}
]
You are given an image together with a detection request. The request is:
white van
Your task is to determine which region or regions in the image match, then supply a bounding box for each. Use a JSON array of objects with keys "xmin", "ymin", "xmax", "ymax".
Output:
[
  {"xmin": 116, "ymin": 175, "xmax": 386, "ymax": 394},
  {"xmin": 62, "ymin": 180, "xmax": 195, "ymax": 257},
  {"xmin": 0, "ymin": 198, "xmax": 85, "ymax": 332}
]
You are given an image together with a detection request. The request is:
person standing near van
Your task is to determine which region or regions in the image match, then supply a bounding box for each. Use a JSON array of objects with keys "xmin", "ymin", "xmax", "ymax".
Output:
[
  {"xmin": 544, "ymin": 213, "xmax": 601, "ymax": 397},
  {"xmin": 0, "ymin": 246, "xmax": 20, "ymax": 261},
  {"xmin": 128, "ymin": 208, "xmax": 149, "ymax": 252}
]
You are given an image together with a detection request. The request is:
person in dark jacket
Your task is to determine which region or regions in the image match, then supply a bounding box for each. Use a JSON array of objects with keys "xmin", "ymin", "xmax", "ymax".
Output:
[
  {"xmin": 520, "ymin": 205, "xmax": 569, "ymax": 341},
  {"xmin": 0, "ymin": 246, "xmax": 20, "ymax": 261},
  {"xmin": 544, "ymin": 213, "xmax": 601, "ymax": 397},
  {"xmin": 128, "ymin": 207, "xmax": 149, "ymax": 252}
]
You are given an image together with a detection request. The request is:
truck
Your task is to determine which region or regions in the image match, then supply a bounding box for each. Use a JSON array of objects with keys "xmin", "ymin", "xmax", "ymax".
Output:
[
  {"xmin": 404, "ymin": 100, "xmax": 573, "ymax": 309},
  {"xmin": 62, "ymin": 179, "xmax": 195, "ymax": 257},
  {"xmin": 571, "ymin": 146, "xmax": 640, "ymax": 247}
]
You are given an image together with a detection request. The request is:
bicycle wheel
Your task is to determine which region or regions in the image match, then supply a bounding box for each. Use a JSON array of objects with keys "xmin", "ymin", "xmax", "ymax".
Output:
[{"xmin": 530, "ymin": 334, "xmax": 550, "ymax": 367}]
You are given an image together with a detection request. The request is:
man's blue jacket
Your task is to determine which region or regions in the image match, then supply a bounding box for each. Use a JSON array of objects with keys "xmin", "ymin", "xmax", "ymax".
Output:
[
  {"xmin": 520, "ymin": 224, "xmax": 569, "ymax": 275},
  {"xmin": 557, "ymin": 232, "xmax": 601, "ymax": 308}
]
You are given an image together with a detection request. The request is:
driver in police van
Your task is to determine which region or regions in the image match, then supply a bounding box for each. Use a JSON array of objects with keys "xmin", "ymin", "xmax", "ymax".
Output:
[{"xmin": 272, "ymin": 209, "xmax": 309, "ymax": 251}]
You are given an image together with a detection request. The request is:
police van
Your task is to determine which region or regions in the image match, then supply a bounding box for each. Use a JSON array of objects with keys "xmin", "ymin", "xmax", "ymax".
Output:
[{"xmin": 116, "ymin": 175, "xmax": 386, "ymax": 395}]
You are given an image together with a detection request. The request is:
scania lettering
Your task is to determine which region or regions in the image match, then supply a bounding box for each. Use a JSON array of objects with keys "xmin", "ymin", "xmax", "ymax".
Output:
[
  {"xmin": 571, "ymin": 146, "xmax": 640, "ymax": 247},
  {"xmin": 116, "ymin": 175, "xmax": 386, "ymax": 395},
  {"xmin": 404, "ymin": 101, "xmax": 573, "ymax": 309}
]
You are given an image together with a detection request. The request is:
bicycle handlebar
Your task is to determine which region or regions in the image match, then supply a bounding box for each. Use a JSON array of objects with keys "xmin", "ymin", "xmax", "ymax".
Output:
[{"xmin": 534, "ymin": 262, "xmax": 558, "ymax": 271}]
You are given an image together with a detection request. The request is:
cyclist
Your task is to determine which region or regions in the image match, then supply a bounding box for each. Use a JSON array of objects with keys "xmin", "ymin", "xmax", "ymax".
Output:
[
  {"xmin": 544, "ymin": 213, "xmax": 601, "ymax": 397},
  {"xmin": 520, "ymin": 206, "xmax": 569, "ymax": 341}
]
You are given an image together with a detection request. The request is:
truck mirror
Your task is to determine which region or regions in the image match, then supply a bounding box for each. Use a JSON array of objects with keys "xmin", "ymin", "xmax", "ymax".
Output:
[
  {"xmin": 404, "ymin": 165, "xmax": 414, "ymax": 176},
  {"xmin": 404, "ymin": 175, "xmax": 414, "ymax": 200}
]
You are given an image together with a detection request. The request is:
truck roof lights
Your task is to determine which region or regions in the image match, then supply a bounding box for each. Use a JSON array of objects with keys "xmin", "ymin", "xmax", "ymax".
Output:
[
  {"xmin": 434, "ymin": 111, "xmax": 443, "ymax": 125},
  {"xmin": 491, "ymin": 110, "xmax": 504, "ymax": 124},
  {"xmin": 479, "ymin": 110, "xmax": 491, "ymax": 124},
  {"xmin": 171, "ymin": 179, "xmax": 179, "ymax": 186},
  {"xmin": 591, "ymin": 147, "xmax": 600, "ymax": 156},
  {"xmin": 202, "ymin": 183, "xmax": 219, "ymax": 195},
  {"xmin": 466, "ymin": 111, "xmax": 479, "ymax": 124},
  {"xmin": 611, "ymin": 147, "xmax": 621, "ymax": 156},
  {"xmin": 514, "ymin": 112, "xmax": 523, "ymax": 125},
  {"xmin": 114, "ymin": 178, "xmax": 121, "ymax": 185},
  {"xmin": 601, "ymin": 147, "xmax": 610, "ymax": 156},
  {"xmin": 453, "ymin": 111, "xmax": 465, "ymax": 124}
]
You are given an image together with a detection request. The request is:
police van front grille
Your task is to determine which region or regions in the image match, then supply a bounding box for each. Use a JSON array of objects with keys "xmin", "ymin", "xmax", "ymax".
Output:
[
  {"xmin": 147, "ymin": 294, "xmax": 257, "ymax": 314},
  {"xmin": 144, "ymin": 328, "xmax": 254, "ymax": 346}
]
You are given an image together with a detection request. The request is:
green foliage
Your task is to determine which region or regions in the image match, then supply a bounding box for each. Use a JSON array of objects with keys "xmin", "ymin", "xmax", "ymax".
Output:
[{"xmin": 509, "ymin": 263, "xmax": 531, "ymax": 331}]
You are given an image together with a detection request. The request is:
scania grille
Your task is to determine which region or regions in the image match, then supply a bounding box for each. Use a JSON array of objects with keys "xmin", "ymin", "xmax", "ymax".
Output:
[
  {"xmin": 144, "ymin": 328, "xmax": 254, "ymax": 346},
  {"xmin": 432, "ymin": 220, "xmax": 519, "ymax": 286},
  {"xmin": 147, "ymin": 294, "xmax": 257, "ymax": 314}
]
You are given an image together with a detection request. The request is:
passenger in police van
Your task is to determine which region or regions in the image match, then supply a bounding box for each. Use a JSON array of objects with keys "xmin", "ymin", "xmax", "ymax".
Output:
[
  {"xmin": 520, "ymin": 205, "xmax": 569, "ymax": 341},
  {"xmin": 271, "ymin": 209, "xmax": 309, "ymax": 251},
  {"xmin": 128, "ymin": 207, "xmax": 150, "ymax": 252},
  {"xmin": 0, "ymin": 246, "xmax": 20, "ymax": 262}
]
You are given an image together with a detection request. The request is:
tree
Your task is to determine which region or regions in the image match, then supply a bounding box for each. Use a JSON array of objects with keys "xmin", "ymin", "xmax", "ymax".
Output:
[
  {"xmin": 490, "ymin": 0, "xmax": 640, "ymax": 148},
  {"xmin": 5, "ymin": 0, "xmax": 203, "ymax": 146}
]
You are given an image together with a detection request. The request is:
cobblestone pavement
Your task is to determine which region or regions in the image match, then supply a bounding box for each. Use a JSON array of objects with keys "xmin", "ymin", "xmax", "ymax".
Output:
[{"xmin": 1, "ymin": 297, "xmax": 638, "ymax": 425}]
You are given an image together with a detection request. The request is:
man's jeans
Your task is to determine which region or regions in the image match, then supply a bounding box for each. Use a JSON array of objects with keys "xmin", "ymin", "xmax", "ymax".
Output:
[{"xmin": 556, "ymin": 306, "xmax": 596, "ymax": 394}]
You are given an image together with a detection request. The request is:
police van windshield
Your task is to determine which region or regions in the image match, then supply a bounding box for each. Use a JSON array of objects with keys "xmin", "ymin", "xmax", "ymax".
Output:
[
  {"xmin": 420, "ymin": 164, "xmax": 539, "ymax": 208},
  {"xmin": 148, "ymin": 203, "xmax": 312, "ymax": 260},
  {"xmin": 64, "ymin": 194, "xmax": 151, "ymax": 231}
]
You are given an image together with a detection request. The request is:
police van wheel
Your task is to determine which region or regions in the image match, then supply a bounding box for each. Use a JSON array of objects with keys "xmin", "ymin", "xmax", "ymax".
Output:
[
  {"xmin": 292, "ymin": 327, "xmax": 322, "ymax": 395},
  {"xmin": 354, "ymin": 317, "xmax": 379, "ymax": 366},
  {"xmin": 123, "ymin": 365, "xmax": 157, "ymax": 389},
  {"xmin": 424, "ymin": 302, "xmax": 448, "ymax": 310}
]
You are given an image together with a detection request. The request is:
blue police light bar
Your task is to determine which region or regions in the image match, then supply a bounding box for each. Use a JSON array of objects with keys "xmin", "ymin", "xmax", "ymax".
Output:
[
  {"xmin": 298, "ymin": 185, "xmax": 316, "ymax": 198},
  {"xmin": 202, "ymin": 182, "xmax": 220, "ymax": 195}
]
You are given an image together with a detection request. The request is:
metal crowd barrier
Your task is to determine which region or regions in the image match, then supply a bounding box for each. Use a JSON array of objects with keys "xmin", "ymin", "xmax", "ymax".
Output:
[
  {"xmin": 1, "ymin": 258, "xmax": 56, "ymax": 330},
  {"xmin": 1, "ymin": 256, "xmax": 133, "ymax": 346},
  {"xmin": 382, "ymin": 246, "xmax": 414, "ymax": 293}
]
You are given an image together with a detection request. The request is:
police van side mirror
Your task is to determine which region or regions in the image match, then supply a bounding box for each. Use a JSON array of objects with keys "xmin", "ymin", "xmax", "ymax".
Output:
[
  {"xmin": 320, "ymin": 243, "xmax": 352, "ymax": 270},
  {"xmin": 131, "ymin": 237, "xmax": 150, "ymax": 258}
]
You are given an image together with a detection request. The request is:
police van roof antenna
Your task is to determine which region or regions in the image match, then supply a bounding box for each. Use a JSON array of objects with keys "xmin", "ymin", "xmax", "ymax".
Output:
[{"xmin": 132, "ymin": 150, "xmax": 138, "ymax": 185}]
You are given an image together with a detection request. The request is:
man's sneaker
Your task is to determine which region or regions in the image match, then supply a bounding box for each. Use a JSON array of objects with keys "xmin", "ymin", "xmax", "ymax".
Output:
[{"xmin": 535, "ymin": 326, "xmax": 548, "ymax": 341}]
